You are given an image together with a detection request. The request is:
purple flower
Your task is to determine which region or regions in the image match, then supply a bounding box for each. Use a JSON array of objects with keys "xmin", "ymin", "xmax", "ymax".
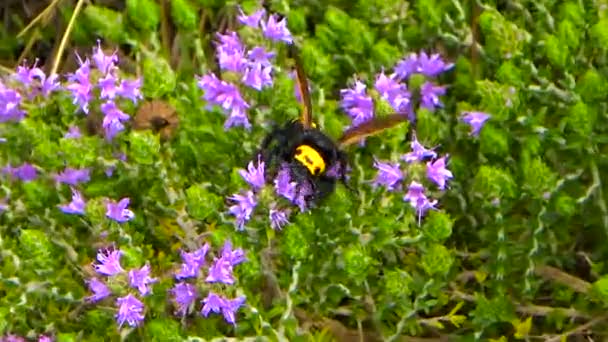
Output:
[
  {"xmin": 261, "ymin": 14, "xmax": 293, "ymax": 43},
  {"xmin": 197, "ymin": 73, "xmax": 251, "ymax": 130},
  {"xmin": 170, "ymin": 282, "xmax": 198, "ymax": 316},
  {"xmin": 2, "ymin": 163, "xmax": 37, "ymax": 181},
  {"xmin": 65, "ymin": 55, "xmax": 92, "ymax": 114},
  {"xmin": 403, "ymin": 181, "xmax": 438, "ymax": 224},
  {"xmin": 416, "ymin": 52, "xmax": 454, "ymax": 77},
  {"xmin": 393, "ymin": 53, "xmax": 419, "ymax": 80},
  {"xmin": 228, "ymin": 191, "xmax": 257, "ymax": 230},
  {"xmin": 205, "ymin": 257, "xmax": 235, "ymax": 284},
  {"xmin": 13, "ymin": 60, "xmax": 60, "ymax": 98},
  {"xmin": 1, "ymin": 335, "xmax": 26, "ymax": 342},
  {"xmin": 340, "ymin": 80, "xmax": 374, "ymax": 126},
  {"xmin": 221, "ymin": 296, "xmax": 246, "ymax": 325},
  {"xmin": 372, "ymin": 158, "xmax": 403, "ymax": 191},
  {"xmin": 93, "ymin": 248, "xmax": 125, "ymax": 276},
  {"xmin": 401, "ymin": 134, "xmax": 437, "ymax": 163},
  {"xmin": 58, "ymin": 188, "xmax": 86, "ymax": 215},
  {"xmin": 239, "ymin": 155, "xmax": 265, "ymax": 190},
  {"xmin": 37, "ymin": 335, "xmax": 53, "ymax": 342},
  {"xmin": 247, "ymin": 46, "xmax": 275, "ymax": 67},
  {"xmin": 220, "ymin": 240, "xmax": 246, "ymax": 266},
  {"xmin": 116, "ymin": 78, "xmax": 143, "ymax": 104},
  {"xmin": 0, "ymin": 81, "xmax": 26, "ymax": 122},
  {"xmin": 461, "ymin": 111, "xmax": 490, "ymax": 136},
  {"xmin": 269, "ymin": 207, "xmax": 290, "ymax": 230},
  {"xmin": 175, "ymin": 244, "xmax": 210, "ymax": 279},
  {"xmin": 100, "ymin": 101, "xmax": 130, "ymax": 140},
  {"xmin": 86, "ymin": 278, "xmax": 111, "ymax": 302},
  {"xmin": 242, "ymin": 62, "xmax": 273, "ymax": 90},
  {"xmin": 215, "ymin": 31, "xmax": 247, "ymax": 73},
  {"xmin": 128, "ymin": 263, "xmax": 158, "ymax": 296},
  {"xmin": 201, "ymin": 292, "xmax": 224, "ymax": 317},
  {"xmin": 419, "ymin": 81, "xmax": 447, "ymax": 111},
  {"xmin": 105, "ymin": 197, "xmax": 135, "ymax": 223},
  {"xmin": 91, "ymin": 40, "xmax": 118, "ymax": 75},
  {"xmin": 98, "ymin": 73, "xmax": 118, "ymax": 100},
  {"xmin": 374, "ymin": 71, "xmax": 411, "ymax": 113},
  {"xmin": 115, "ymin": 294, "xmax": 145, "ymax": 327},
  {"xmin": 238, "ymin": 7, "xmax": 266, "ymax": 28},
  {"xmin": 14, "ymin": 60, "xmax": 44, "ymax": 86},
  {"xmin": 64, "ymin": 126, "xmax": 82, "ymax": 139},
  {"xmin": 426, "ymin": 156, "xmax": 453, "ymax": 190},
  {"xmin": 274, "ymin": 164, "xmax": 297, "ymax": 202},
  {"xmin": 55, "ymin": 167, "xmax": 90, "ymax": 185}
]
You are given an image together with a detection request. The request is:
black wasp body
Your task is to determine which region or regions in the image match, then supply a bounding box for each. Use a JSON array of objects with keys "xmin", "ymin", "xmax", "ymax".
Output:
[{"xmin": 259, "ymin": 119, "xmax": 350, "ymax": 209}]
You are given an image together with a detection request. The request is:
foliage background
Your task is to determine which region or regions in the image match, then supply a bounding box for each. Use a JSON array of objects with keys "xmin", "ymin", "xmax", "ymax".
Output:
[{"xmin": 1, "ymin": 0, "xmax": 608, "ymax": 341}]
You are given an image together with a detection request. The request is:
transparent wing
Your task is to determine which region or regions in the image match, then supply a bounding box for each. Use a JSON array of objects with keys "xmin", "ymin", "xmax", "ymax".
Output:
[
  {"xmin": 337, "ymin": 114, "xmax": 410, "ymax": 147},
  {"xmin": 288, "ymin": 44, "xmax": 313, "ymax": 128}
]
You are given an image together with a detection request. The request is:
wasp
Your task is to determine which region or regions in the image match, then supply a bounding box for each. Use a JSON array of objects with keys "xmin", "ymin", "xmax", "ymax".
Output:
[{"xmin": 258, "ymin": 45, "xmax": 410, "ymax": 209}]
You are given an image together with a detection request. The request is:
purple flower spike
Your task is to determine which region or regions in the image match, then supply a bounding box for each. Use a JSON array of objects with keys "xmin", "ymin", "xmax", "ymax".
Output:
[
  {"xmin": 416, "ymin": 52, "xmax": 454, "ymax": 77},
  {"xmin": 340, "ymin": 80, "xmax": 374, "ymax": 127},
  {"xmin": 205, "ymin": 257, "xmax": 235, "ymax": 284},
  {"xmin": 58, "ymin": 188, "xmax": 86, "ymax": 215},
  {"xmin": 403, "ymin": 181, "xmax": 438, "ymax": 225},
  {"xmin": 261, "ymin": 14, "xmax": 293, "ymax": 43},
  {"xmin": 128, "ymin": 263, "xmax": 158, "ymax": 296},
  {"xmin": 419, "ymin": 81, "xmax": 447, "ymax": 111},
  {"xmin": 116, "ymin": 78, "xmax": 143, "ymax": 104},
  {"xmin": 171, "ymin": 282, "xmax": 198, "ymax": 316},
  {"xmin": 228, "ymin": 191, "xmax": 257, "ymax": 230},
  {"xmin": 274, "ymin": 164, "xmax": 297, "ymax": 202},
  {"xmin": 393, "ymin": 53, "xmax": 419, "ymax": 81},
  {"xmin": 197, "ymin": 73, "xmax": 251, "ymax": 130},
  {"xmin": 269, "ymin": 206, "xmax": 290, "ymax": 230},
  {"xmin": 247, "ymin": 46, "xmax": 275, "ymax": 67},
  {"xmin": 461, "ymin": 111, "xmax": 490, "ymax": 136},
  {"xmin": 65, "ymin": 55, "xmax": 92, "ymax": 114},
  {"xmin": 220, "ymin": 240, "xmax": 246, "ymax": 266},
  {"xmin": 105, "ymin": 197, "xmax": 135, "ymax": 223},
  {"xmin": 91, "ymin": 40, "xmax": 118, "ymax": 75},
  {"xmin": 86, "ymin": 278, "xmax": 111, "ymax": 302},
  {"xmin": 201, "ymin": 292, "xmax": 224, "ymax": 317},
  {"xmin": 221, "ymin": 296, "xmax": 246, "ymax": 325},
  {"xmin": 215, "ymin": 31, "xmax": 247, "ymax": 73},
  {"xmin": 100, "ymin": 101, "xmax": 130, "ymax": 140},
  {"xmin": 372, "ymin": 158, "xmax": 404, "ymax": 191},
  {"xmin": 401, "ymin": 134, "xmax": 437, "ymax": 163},
  {"xmin": 426, "ymin": 156, "xmax": 453, "ymax": 190},
  {"xmin": 0, "ymin": 81, "xmax": 26, "ymax": 122},
  {"xmin": 374, "ymin": 71, "xmax": 411, "ymax": 113},
  {"xmin": 93, "ymin": 248, "xmax": 125, "ymax": 276},
  {"xmin": 175, "ymin": 244, "xmax": 210, "ymax": 279},
  {"xmin": 98, "ymin": 73, "xmax": 118, "ymax": 100},
  {"xmin": 238, "ymin": 7, "xmax": 266, "ymax": 28},
  {"xmin": 115, "ymin": 294, "xmax": 145, "ymax": 327},
  {"xmin": 55, "ymin": 167, "xmax": 90, "ymax": 185},
  {"xmin": 242, "ymin": 62, "xmax": 273, "ymax": 90},
  {"xmin": 239, "ymin": 155, "xmax": 266, "ymax": 190},
  {"xmin": 3, "ymin": 163, "xmax": 37, "ymax": 181}
]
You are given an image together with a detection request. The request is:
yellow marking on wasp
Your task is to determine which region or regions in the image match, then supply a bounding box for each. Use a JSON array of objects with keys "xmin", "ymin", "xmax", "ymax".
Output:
[{"xmin": 294, "ymin": 144, "xmax": 325, "ymax": 175}]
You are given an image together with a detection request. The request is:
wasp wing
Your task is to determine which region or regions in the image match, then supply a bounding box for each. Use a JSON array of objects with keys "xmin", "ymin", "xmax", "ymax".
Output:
[
  {"xmin": 288, "ymin": 44, "xmax": 314, "ymax": 129},
  {"xmin": 337, "ymin": 114, "xmax": 410, "ymax": 147}
]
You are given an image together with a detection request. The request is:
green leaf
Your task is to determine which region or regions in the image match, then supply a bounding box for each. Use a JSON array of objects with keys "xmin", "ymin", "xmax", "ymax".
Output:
[
  {"xmin": 128, "ymin": 131, "xmax": 161, "ymax": 165},
  {"xmin": 126, "ymin": 0, "xmax": 161, "ymax": 32},
  {"xmin": 143, "ymin": 56, "xmax": 177, "ymax": 98},
  {"xmin": 81, "ymin": 5, "xmax": 126, "ymax": 43},
  {"xmin": 171, "ymin": 0, "xmax": 198, "ymax": 31},
  {"xmin": 422, "ymin": 211, "xmax": 453, "ymax": 242},
  {"xmin": 421, "ymin": 243, "xmax": 453, "ymax": 276}
]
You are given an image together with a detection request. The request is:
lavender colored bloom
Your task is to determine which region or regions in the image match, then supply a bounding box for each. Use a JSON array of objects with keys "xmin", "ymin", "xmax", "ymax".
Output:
[
  {"xmin": 1, "ymin": 335, "xmax": 26, "ymax": 342},
  {"xmin": 171, "ymin": 282, "xmax": 198, "ymax": 315},
  {"xmin": 129, "ymin": 263, "xmax": 158, "ymax": 296},
  {"xmin": 294, "ymin": 180, "xmax": 314, "ymax": 212},
  {"xmin": 228, "ymin": 191, "xmax": 257, "ymax": 230},
  {"xmin": 37, "ymin": 335, "xmax": 53, "ymax": 342},
  {"xmin": 238, "ymin": 7, "xmax": 266, "ymax": 28},
  {"xmin": 55, "ymin": 167, "xmax": 90, "ymax": 185},
  {"xmin": 461, "ymin": 111, "xmax": 490, "ymax": 136},
  {"xmin": 426, "ymin": 156, "xmax": 453, "ymax": 190},
  {"xmin": 247, "ymin": 46, "xmax": 275, "ymax": 67},
  {"xmin": 64, "ymin": 126, "xmax": 82, "ymax": 138},
  {"xmin": 106, "ymin": 197, "xmax": 135, "ymax": 223},
  {"xmin": 65, "ymin": 56, "xmax": 92, "ymax": 114},
  {"xmin": 372, "ymin": 158, "xmax": 404, "ymax": 191},
  {"xmin": 374, "ymin": 71, "xmax": 411, "ymax": 113},
  {"xmin": 239, "ymin": 155, "xmax": 266, "ymax": 190},
  {"xmin": 221, "ymin": 296, "xmax": 246, "ymax": 325},
  {"xmin": 3, "ymin": 163, "xmax": 37, "ymax": 181},
  {"xmin": 261, "ymin": 14, "xmax": 293, "ymax": 43},
  {"xmin": 401, "ymin": 134, "xmax": 437, "ymax": 163},
  {"xmin": 86, "ymin": 278, "xmax": 111, "ymax": 302},
  {"xmin": 0, "ymin": 81, "xmax": 26, "ymax": 122},
  {"xmin": 14, "ymin": 60, "xmax": 44, "ymax": 86},
  {"xmin": 116, "ymin": 78, "xmax": 143, "ymax": 104},
  {"xmin": 91, "ymin": 40, "xmax": 118, "ymax": 75},
  {"xmin": 340, "ymin": 80, "xmax": 374, "ymax": 126},
  {"xmin": 419, "ymin": 81, "xmax": 447, "ymax": 111},
  {"xmin": 220, "ymin": 240, "xmax": 246, "ymax": 266},
  {"xmin": 14, "ymin": 60, "xmax": 60, "ymax": 97},
  {"xmin": 416, "ymin": 52, "xmax": 454, "ymax": 77},
  {"xmin": 175, "ymin": 244, "xmax": 210, "ymax": 279},
  {"xmin": 100, "ymin": 101, "xmax": 130, "ymax": 140},
  {"xmin": 205, "ymin": 257, "xmax": 235, "ymax": 284},
  {"xmin": 98, "ymin": 73, "xmax": 118, "ymax": 100},
  {"xmin": 269, "ymin": 207, "xmax": 290, "ymax": 230},
  {"xmin": 197, "ymin": 73, "xmax": 251, "ymax": 130},
  {"xmin": 403, "ymin": 181, "xmax": 438, "ymax": 224},
  {"xmin": 58, "ymin": 188, "xmax": 86, "ymax": 215},
  {"xmin": 216, "ymin": 31, "xmax": 247, "ymax": 73},
  {"xmin": 393, "ymin": 53, "xmax": 419, "ymax": 80},
  {"xmin": 242, "ymin": 62, "xmax": 273, "ymax": 90},
  {"xmin": 201, "ymin": 292, "xmax": 224, "ymax": 317},
  {"xmin": 93, "ymin": 248, "xmax": 125, "ymax": 276},
  {"xmin": 274, "ymin": 164, "xmax": 297, "ymax": 202},
  {"xmin": 115, "ymin": 294, "xmax": 145, "ymax": 327}
]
